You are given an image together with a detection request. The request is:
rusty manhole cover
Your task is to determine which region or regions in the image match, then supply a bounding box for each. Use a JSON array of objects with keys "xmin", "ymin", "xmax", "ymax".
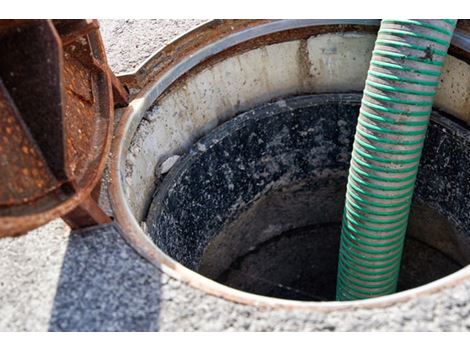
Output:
[{"xmin": 0, "ymin": 19, "xmax": 128, "ymax": 236}]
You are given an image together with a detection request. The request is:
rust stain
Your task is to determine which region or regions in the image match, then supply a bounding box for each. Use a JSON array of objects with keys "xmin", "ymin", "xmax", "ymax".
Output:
[{"xmin": 0, "ymin": 19, "xmax": 125, "ymax": 236}]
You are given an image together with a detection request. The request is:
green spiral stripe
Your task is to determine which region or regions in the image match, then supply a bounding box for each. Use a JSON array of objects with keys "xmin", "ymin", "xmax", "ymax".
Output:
[
  {"xmin": 342, "ymin": 224, "xmax": 404, "ymax": 247},
  {"xmin": 360, "ymin": 109, "xmax": 429, "ymax": 127},
  {"xmin": 340, "ymin": 252, "xmax": 401, "ymax": 277},
  {"xmin": 346, "ymin": 194, "xmax": 410, "ymax": 217},
  {"xmin": 341, "ymin": 235, "xmax": 402, "ymax": 257},
  {"xmin": 381, "ymin": 20, "xmax": 453, "ymax": 36},
  {"xmin": 337, "ymin": 285, "xmax": 395, "ymax": 301},
  {"xmin": 354, "ymin": 144, "xmax": 421, "ymax": 164},
  {"xmin": 348, "ymin": 181, "xmax": 414, "ymax": 201},
  {"xmin": 337, "ymin": 275, "xmax": 396, "ymax": 296},
  {"xmin": 338, "ymin": 274, "xmax": 396, "ymax": 295},
  {"xmin": 355, "ymin": 137, "xmax": 424, "ymax": 155},
  {"xmin": 338, "ymin": 267, "xmax": 396, "ymax": 290},
  {"xmin": 344, "ymin": 210, "xmax": 408, "ymax": 232},
  {"xmin": 345, "ymin": 203, "xmax": 409, "ymax": 225},
  {"xmin": 352, "ymin": 154, "xmax": 421, "ymax": 174},
  {"xmin": 351, "ymin": 163, "xmax": 417, "ymax": 183},
  {"xmin": 342, "ymin": 214, "xmax": 408, "ymax": 239},
  {"xmin": 340, "ymin": 244, "xmax": 404, "ymax": 268},
  {"xmin": 340, "ymin": 243, "xmax": 405, "ymax": 267},
  {"xmin": 378, "ymin": 29, "xmax": 450, "ymax": 46},
  {"xmin": 356, "ymin": 126, "xmax": 426, "ymax": 146},
  {"xmin": 363, "ymin": 91, "xmax": 433, "ymax": 107},
  {"xmin": 347, "ymin": 201, "xmax": 407, "ymax": 218},
  {"xmin": 375, "ymin": 39, "xmax": 448, "ymax": 56},
  {"xmin": 366, "ymin": 80, "xmax": 437, "ymax": 97},
  {"xmin": 350, "ymin": 172, "xmax": 415, "ymax": 192},
  {"xmin": 442, "ymin": 19, "xmax": 457, "ymax": 25},
  {"xmin": 368, "ymin": 70, "xmax": 439, "ymax": 87},
  {"xmin": 347, "ymin": 189, "xmax": 412, "ymax": 209},
  {"xmin": 370, "ymin": 60, "xmax": 442, "ymax": 77},
  {"xmin": 338, "ymin": 267, "xmax": 398, "ymax": 288},
  {"xmin": 358, "ymin": 119, "xmax": 428, "ymax": 136},
  {"xmin": 336, "ymin": 19, "xmax": 456, "ymax": 301},
  {"xmin": 372, "ymin": 49, "xmax": 445, "ymax": 67}
]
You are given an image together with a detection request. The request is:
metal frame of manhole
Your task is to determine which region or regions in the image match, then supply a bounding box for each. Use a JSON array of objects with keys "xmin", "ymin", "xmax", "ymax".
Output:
[
  {"xmin": 108, "ymin": 19, "xmax": 470, "ymax": 311},
  {"xmin": 0, "ymin": 20, "xmax": 128, "ymax": 236}
]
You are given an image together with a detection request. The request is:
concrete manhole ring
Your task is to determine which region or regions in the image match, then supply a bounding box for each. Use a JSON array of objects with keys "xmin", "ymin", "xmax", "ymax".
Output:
[{"xmin": 109, "ymin": 19, "xmax": 470, "ymax": 311}]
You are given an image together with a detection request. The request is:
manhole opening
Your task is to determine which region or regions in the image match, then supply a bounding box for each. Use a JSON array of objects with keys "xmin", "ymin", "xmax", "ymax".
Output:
[{"xmin": 143, "ymin": 94, "xmax": 470, "ymax": 302}]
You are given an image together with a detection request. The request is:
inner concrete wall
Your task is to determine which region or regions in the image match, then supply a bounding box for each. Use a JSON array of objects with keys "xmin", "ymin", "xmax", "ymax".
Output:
[{"xmin": 125, "ymin": 32, "xmax": 470, "ymax": 221}]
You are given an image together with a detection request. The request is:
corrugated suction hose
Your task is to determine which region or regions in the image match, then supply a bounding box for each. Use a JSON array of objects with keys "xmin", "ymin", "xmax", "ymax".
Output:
[{"xmin": 336, "ymin": 19, "xmax": 457, "ymax": 301}]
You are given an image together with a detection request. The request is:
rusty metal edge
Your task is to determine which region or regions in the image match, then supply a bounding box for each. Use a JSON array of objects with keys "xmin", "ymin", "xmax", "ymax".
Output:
[
  {"xmin": 118, "ymin": 19, "xmax": 469, "ymax": 90},
  {"xmin": 0, "ymin": 26, "xmax": 114, "ymax": 236},
  {"xmin": 109, "ymin": 19, "xmax": 470, "ymax": 312}
]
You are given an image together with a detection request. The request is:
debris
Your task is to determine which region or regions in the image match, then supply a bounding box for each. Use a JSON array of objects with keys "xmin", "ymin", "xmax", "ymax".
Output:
[{"xmin": 159, "ymin": 155, "xmax": 180, "ymax": 175}]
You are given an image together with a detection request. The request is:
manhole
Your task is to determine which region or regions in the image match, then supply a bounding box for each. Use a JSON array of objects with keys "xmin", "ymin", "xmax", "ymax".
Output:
[
  {"xmin": 145, "ymin": 94, "xmax": 470, "ymax": 302},
  {"xmin": 109, "ymin": 20, "xmax": 470, "ymax": 308}
]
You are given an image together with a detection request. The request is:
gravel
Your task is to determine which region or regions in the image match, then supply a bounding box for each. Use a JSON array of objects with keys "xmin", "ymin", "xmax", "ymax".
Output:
[
  {"xmin": 100, "ymin": 19, "xmax": 206, "ymax": 75},
  {"xmin": 0, "ymin": 220, "xmax": 69, "ymax": 331},
  {"xmin": 32, "ymin": 223, "xmax": 470, "ymax": 331}
]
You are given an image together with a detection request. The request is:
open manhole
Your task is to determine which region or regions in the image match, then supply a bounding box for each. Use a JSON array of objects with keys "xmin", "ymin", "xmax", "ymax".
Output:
[
  {"xmin": 145, "ymin": 94, "xmax": 470, "ymax": 301},
  {"xmin": 109, "ymin": 20, "xmax": 470, "ymax": 307}
]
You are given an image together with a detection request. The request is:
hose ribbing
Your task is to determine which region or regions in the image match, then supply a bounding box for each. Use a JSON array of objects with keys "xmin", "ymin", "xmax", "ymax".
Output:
[{"xmin": 336, "ymin": 19, "xmax": 457, "ymax": 301}]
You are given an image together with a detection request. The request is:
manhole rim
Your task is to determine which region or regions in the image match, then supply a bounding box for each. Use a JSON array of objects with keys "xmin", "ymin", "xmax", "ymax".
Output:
[{"xmin": 109, "ymin": 19, "xmax": 470, "ymax": 311}]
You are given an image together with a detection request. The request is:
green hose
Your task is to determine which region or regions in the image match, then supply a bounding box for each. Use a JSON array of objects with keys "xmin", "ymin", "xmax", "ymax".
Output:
[{"xmin": 336, "ymin": 19, "xmax": 457, "ymax": 301}]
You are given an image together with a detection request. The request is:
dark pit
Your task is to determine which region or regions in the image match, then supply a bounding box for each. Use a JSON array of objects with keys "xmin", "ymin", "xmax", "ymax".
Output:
[{"xmin": 145, "ymin": 93, "xmax": 470, "ymax": 301}]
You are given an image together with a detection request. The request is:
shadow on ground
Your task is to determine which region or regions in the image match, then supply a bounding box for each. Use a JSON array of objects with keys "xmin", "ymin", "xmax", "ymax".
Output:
[{"xmin": 48, "ymin": 223, "xmax": 162, "ymax": 331}]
